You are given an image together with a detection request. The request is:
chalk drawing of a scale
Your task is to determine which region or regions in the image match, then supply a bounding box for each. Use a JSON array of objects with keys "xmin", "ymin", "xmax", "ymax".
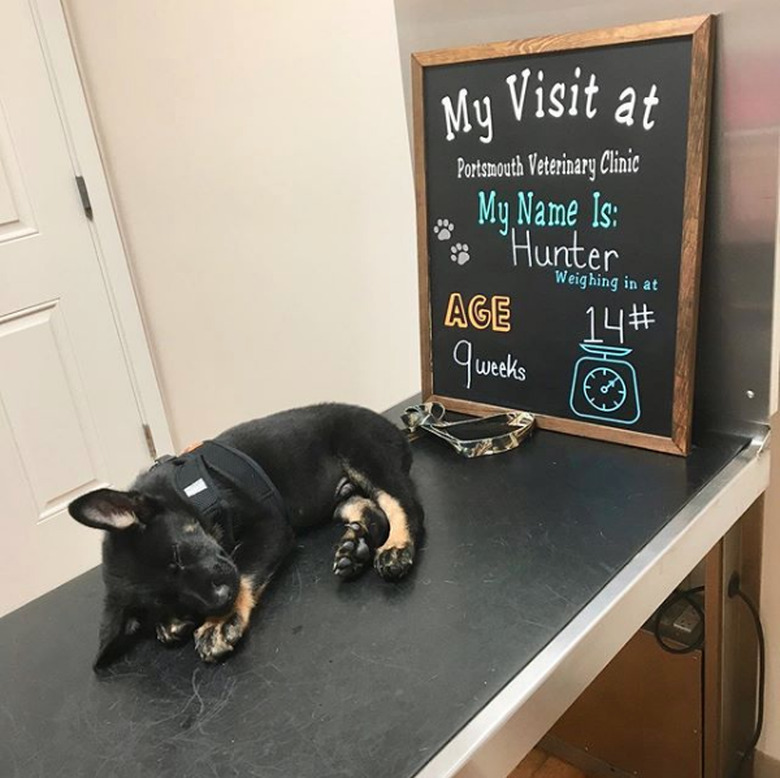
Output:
[{"xmin": 569, "ymin": 343, "xmax": 641, "ymax": 425}]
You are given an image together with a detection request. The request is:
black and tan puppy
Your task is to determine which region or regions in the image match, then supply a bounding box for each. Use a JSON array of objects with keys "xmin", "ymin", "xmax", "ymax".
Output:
[{"xmin": 68, "ymin": 404, "xmax": 423, "ymax": 668}]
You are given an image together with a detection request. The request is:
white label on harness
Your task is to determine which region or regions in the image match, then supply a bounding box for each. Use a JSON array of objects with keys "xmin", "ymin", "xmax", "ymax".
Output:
[{"xmin": 184, "ymin": 478, "xmax": 208, "ymax": 497}]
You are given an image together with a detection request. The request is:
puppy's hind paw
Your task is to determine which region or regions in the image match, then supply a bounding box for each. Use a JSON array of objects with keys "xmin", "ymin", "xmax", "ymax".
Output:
[
  {"xmin": 375, "ymin": 544, "xmax": 415, "ymax": 582},
  {"xmin": 194, "ymin": 613, "xmax": 245, "ymax": 663},
  {"xmin": 333, "ymin": 523, "xmax": 372, "ymax": 580}
]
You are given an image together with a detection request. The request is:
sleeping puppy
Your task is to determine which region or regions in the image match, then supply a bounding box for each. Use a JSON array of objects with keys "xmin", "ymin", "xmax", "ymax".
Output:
[{"xmin": 68, "ymin": 404, "xmax": 423, "ymax": 668}]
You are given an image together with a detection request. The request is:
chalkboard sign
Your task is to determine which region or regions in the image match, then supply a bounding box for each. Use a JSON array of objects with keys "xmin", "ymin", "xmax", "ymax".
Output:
[{"xmin": 413, "ymin": 16, "xmax": 713, "ymax": 455}]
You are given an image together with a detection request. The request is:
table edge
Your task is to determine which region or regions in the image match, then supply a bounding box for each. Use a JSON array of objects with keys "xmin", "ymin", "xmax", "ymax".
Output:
[{"xmin": 416, "ymin": 436, "xmax": 770, "ymax": 778}]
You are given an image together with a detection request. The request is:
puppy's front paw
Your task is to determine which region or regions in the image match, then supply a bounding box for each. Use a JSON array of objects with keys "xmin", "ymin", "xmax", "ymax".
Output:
[
  {"xmin": 375, "ymin": 544, "xmax": 415, "ymax": 581},
  {"xmin": 194, "ymin": 613, "xmax": 245, "ymax": 663},
  {"xmin": 156, "ymin": 617, "xmax": 195, "ymax": 645},
  {"xmin": 333, "ymin": 522, "xmax": 372, "ymax": 580}
]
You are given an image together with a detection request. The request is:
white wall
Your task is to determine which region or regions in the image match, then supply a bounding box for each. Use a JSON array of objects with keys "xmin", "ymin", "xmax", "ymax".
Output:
[{"xmin": 62, "ymin": 0, "xmax": 419, "ymax": 449}]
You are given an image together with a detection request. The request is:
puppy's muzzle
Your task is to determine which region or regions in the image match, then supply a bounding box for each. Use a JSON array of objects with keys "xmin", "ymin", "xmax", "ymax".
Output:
[
  {"xmin": 203, "ymin": 555, "xmax": 239, "ymax": 614},
  {"xmin": 211, "ymin": 582, "xmax": 233, "ymax": 608}
]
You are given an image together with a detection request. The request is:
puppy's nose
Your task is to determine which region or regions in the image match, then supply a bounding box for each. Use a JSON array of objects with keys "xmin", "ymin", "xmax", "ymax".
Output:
[{"xmin": 212, "ymin": 584, "xmax": 232, "ymax": 605}]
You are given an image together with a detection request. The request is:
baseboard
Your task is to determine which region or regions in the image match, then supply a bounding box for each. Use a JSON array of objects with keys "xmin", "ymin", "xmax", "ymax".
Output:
[{"xmin": 755, "ymin": 751, "xmax": 780, "ymax": 778}]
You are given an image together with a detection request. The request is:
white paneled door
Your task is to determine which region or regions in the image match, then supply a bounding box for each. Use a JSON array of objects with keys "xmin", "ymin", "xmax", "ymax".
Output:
[{"xmin": 0, "ymin": 0, "xmax": 163, "ymax": 616}]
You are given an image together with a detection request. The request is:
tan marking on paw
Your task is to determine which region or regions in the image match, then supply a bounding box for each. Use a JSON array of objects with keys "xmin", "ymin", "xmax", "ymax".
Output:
[
  {"xmin": 337, "ymin": 496, "xmax": 375, "ymax": 527},
  {"xmin": 194, "ymin": 621, "xmax": 234, "ymax": 661},
  {"xmin": 196, "ymin": 575, "xmax": 260, "ymax": 637},
  {"xmin": 376, "ymin": 491, "xmax": 411, "ymax": 551},
  {"xmin": 156, "ymin": 616, "xmax": 193, "ymax": 644},
  {"xmin": 194, "ymin": 620, "xmax": 219, "ymax": 640},
  {"xmin": 233, "ymin": 575, "xmax": 261, "ymax": 628},
  {"xmin": 193, "ymin": 576, "xmax": 269, "ymax": 662}
]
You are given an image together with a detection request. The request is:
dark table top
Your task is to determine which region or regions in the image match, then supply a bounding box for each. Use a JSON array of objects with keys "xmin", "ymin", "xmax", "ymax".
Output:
[{"xmin": 0, "ymin": 421, "xmax": 747, "ymax": 778}]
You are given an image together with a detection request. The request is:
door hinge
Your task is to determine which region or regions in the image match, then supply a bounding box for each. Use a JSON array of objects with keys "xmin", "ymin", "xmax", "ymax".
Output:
[
  {"xmin": 75, "ymin": 175, "xmax": 93, "ymax": 220},
  {"xmin": 142, "ymin": 423, "xmax": 158, "ymax": 460}
]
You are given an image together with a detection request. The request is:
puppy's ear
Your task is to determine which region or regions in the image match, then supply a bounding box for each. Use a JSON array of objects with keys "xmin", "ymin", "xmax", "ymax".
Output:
[
  {"xmin": 94, "ymin": 598, "xmax": 142, "ymax": 670},
  {"xmin": 68, "ymin": 489, "xmax": 157, "ymax": 531}
]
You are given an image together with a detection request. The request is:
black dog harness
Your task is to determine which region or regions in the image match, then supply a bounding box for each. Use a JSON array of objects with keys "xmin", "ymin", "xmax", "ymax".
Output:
[{"xmin": 154, "ymin": 441, "xmax": 287, "ymax": 548}]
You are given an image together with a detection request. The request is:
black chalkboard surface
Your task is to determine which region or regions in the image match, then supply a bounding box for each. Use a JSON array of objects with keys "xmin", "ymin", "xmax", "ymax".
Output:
[{"xmin": 413, "ymin": 17, "xmax": 714, "ymax": 455}]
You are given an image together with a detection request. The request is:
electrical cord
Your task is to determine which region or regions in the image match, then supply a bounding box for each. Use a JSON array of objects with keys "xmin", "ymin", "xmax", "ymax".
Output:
[
  {"xmin": 653, "ymin": 579, "xmax": 764, "ymax": 775},
  {"xmin": 653, "ymin": 585, "xmax": 705, "ymax": 654},
  {"xmin": 729, "ymin": 574, "xmax": 766, "ymax": 778}
]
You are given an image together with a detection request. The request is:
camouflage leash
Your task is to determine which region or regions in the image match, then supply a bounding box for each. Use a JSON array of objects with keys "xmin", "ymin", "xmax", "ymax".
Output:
[{"xmin": 401, "ymin": 402, "xmax": 535, "ymax": 458}]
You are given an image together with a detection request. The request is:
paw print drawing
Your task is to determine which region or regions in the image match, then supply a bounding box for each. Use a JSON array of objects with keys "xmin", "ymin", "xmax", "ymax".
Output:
[
  {"xmin": 433, "ymin": 218, "xmax": 454, "ymax": 241},
  {"xmin": 450, "ymin": 243, "xmax": 470, "ymax": 266}
]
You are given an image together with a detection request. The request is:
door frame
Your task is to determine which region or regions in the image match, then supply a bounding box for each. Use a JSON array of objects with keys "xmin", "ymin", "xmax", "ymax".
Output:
[{"xmin": 29, "ymin": 0, "xmax": 173, "ymax": 459}]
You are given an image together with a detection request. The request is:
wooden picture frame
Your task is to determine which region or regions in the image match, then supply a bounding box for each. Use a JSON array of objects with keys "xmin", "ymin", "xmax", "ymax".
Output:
[{"xmin": 413, "ymin": 16, "xmax": 714, "ymax": 455}]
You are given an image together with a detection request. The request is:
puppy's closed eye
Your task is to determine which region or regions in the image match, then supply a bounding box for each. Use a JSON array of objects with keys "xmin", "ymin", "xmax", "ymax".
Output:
[{"xmin": 169, "ymin": 543, "xmax": 183, "ymax": 573}]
